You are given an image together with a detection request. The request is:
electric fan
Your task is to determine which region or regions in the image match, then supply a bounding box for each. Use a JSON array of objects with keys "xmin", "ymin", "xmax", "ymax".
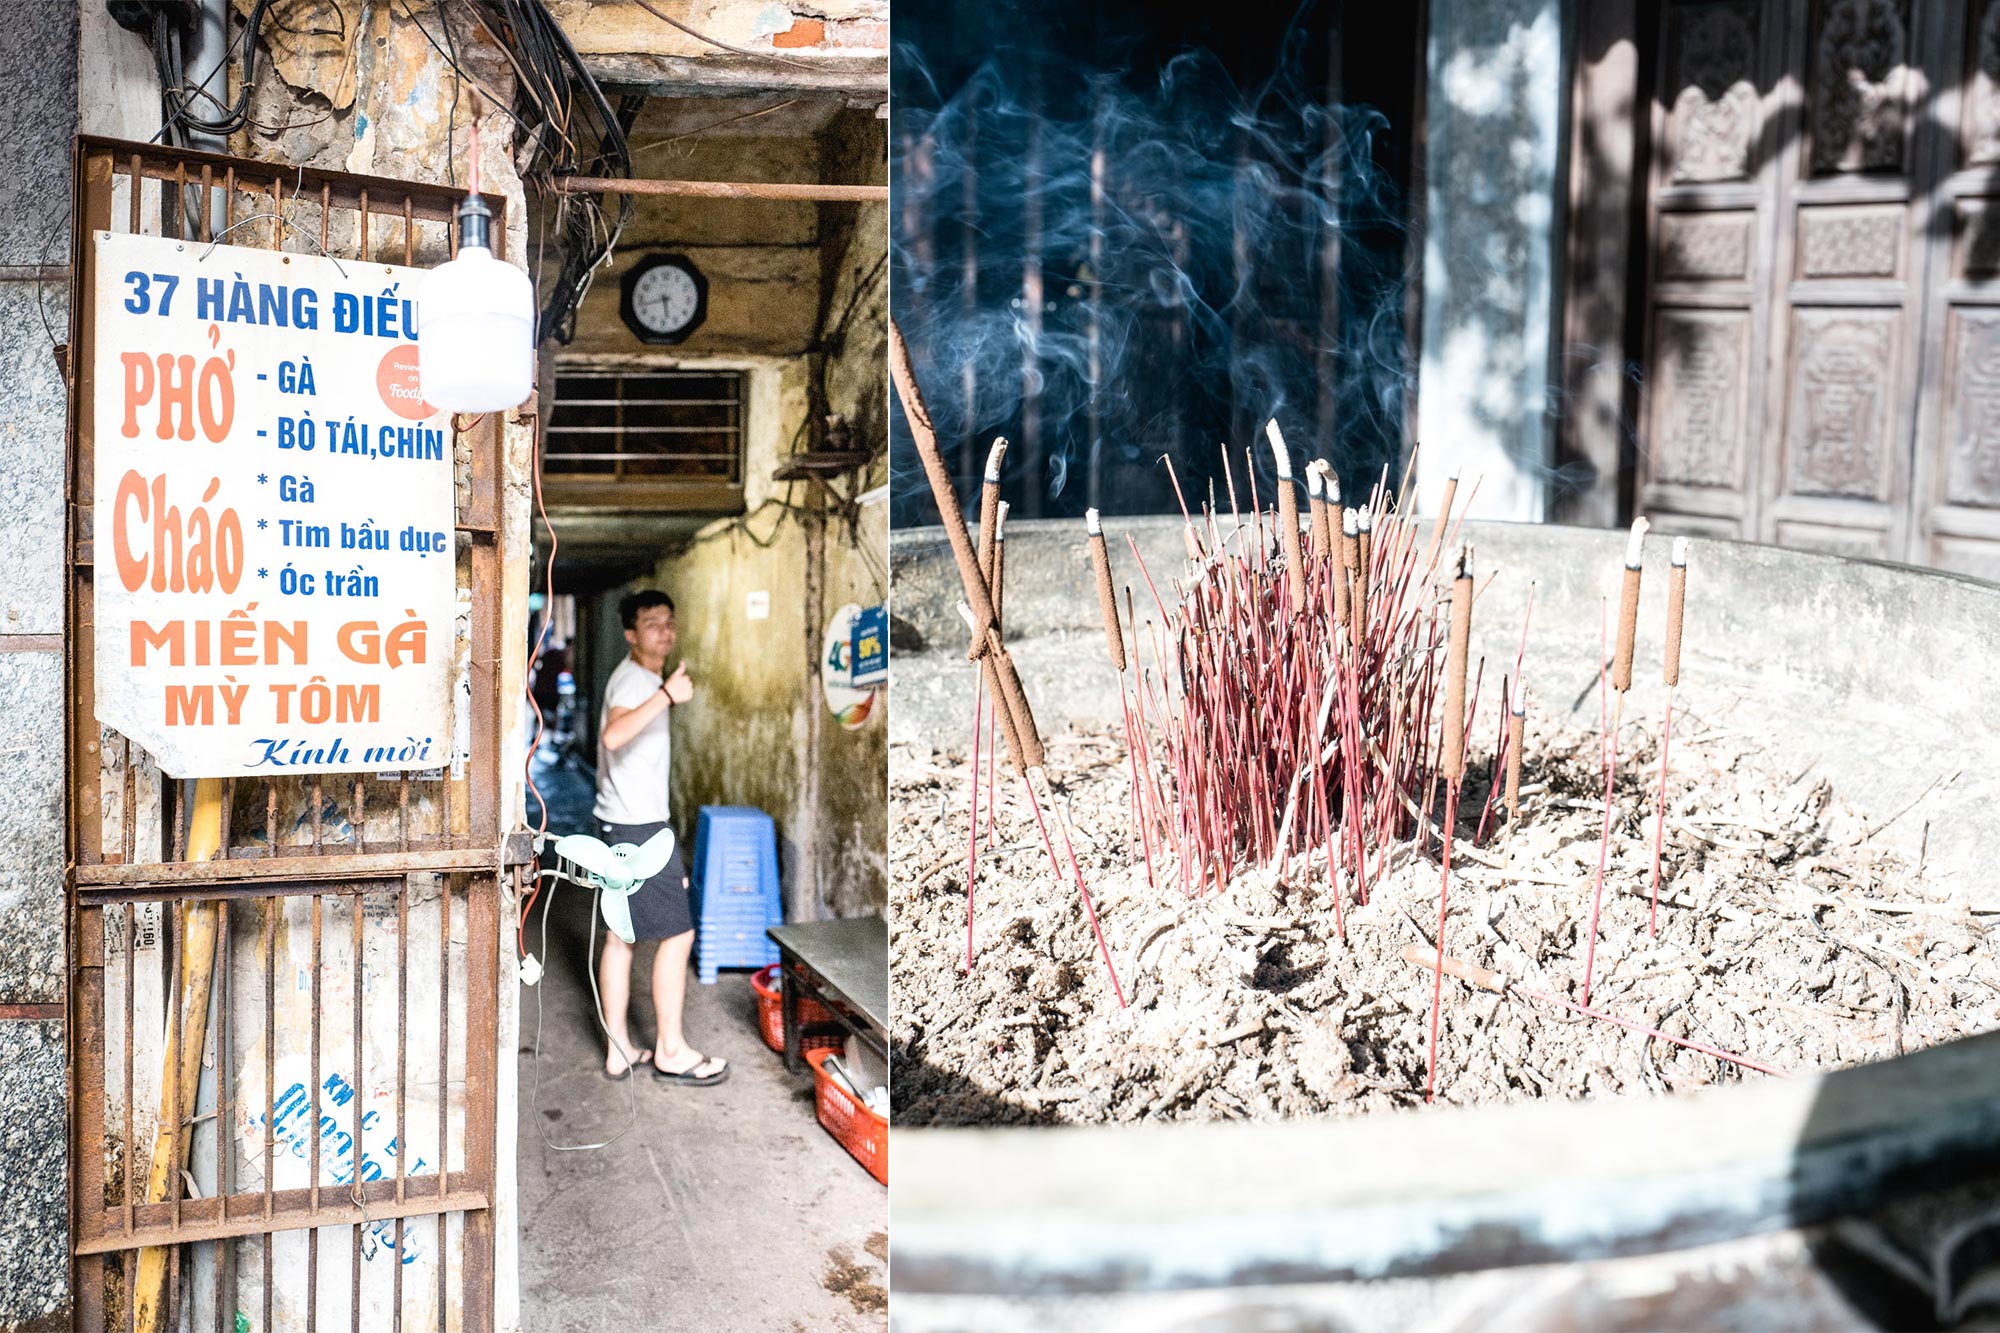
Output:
[{"xmin": 551, "ymin": 827, "xmax": 676, "ymax": 945}]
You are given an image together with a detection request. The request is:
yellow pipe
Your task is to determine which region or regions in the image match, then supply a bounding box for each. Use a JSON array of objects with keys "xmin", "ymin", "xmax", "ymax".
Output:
[{"xmin": 132, "ymin": 777, "xmax": 224, "ymax": 1332}]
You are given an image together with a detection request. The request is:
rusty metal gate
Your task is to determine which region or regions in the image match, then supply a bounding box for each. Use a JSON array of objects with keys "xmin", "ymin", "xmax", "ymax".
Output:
[
  {"xmin": 1636, "ymin": 0, "xmax": 2000, "ymax": 577},
  {"xmin": 65, "ymin": 137, "xmax": 510, "ymax": 1332}
]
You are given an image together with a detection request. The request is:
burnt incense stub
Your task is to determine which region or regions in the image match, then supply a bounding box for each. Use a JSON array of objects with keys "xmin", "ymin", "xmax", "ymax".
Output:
[
  {"xmin": 1086, "ymin": 511, "xmax": 1127, "ymax": 674},
  {"xmin": 1424, "ymin": 467, "xmax": 1460, "ymax": 576},
  {"xmin": 1505, "ymin": 703, "xmax": 1525, "ymax": 819},
  {"xmin": 1612, "ymin": 517, "xmax": 1649, "ymax": 694},
  {"xmin": 1306, "ymin": 462, "xmax": 1334, "ymax": 559},
  {"xmin": 1665, "ymin": 538, "xmax": 1688, "ymax": 687},
  {"xmin": 1266, "ymin": 421, "xmax": 1308, "ymax": 615},
  {"xmin": 1443, "ymin": 548, "xmax": 1474, "ymax": 782}
]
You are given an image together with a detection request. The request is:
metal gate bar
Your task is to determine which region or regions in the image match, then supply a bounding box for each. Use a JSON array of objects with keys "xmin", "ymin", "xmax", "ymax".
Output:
[{"xmin": 66, "ymin": 136, "xmax": 510, "ymax": 1333}]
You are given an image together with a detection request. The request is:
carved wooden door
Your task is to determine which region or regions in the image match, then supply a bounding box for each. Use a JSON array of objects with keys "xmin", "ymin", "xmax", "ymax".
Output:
[
  {"xmin": 1909, "ymin": 1, "xmax": 2000, "ymax": 577},
  {"xmin": 1639, "ymin": 0, "xmax": 2000, "ymax": 578}
]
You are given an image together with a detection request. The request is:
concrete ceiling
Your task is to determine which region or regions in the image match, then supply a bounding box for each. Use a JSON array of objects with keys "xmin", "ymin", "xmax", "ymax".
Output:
[
  {"xmin": 535, "ymin": 512, "xmax": 724, "ymax": 596},
  {"xmin": 626, "ymin": 93, "xmax": 851, "ymax": 144}
]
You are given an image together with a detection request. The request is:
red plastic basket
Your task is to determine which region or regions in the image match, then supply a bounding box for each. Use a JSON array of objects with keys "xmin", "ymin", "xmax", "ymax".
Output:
[
  {"xmin": 751, "ymin": 963, "xmax": 843, "ymax": 1055},
  {"xmin": 806, "ymin": 1046, "xmax": 888, "ymax": 1185}
]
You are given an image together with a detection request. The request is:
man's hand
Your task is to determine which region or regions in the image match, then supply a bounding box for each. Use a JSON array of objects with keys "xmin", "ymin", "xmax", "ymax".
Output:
[{"xmin": 662, "ymin": 663, "xmax": 694, "ymax": 705}]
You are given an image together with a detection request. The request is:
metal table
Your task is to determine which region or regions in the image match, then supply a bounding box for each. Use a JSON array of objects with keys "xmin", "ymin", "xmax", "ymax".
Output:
[{"xmin": 767, "ymin": 917, "xmax": 888, "ymax": 1074}]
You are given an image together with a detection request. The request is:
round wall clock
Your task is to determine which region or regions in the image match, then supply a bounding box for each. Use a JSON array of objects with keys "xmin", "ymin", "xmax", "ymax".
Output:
[{"xmin": 620, "ymin": 253, "xmax": 708, "ymax": 345}]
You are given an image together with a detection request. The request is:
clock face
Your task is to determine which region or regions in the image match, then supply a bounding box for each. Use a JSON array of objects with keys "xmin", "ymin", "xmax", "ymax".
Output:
[{"xmin": 622, "ymin": 257, "xmax": 707, "ymax": 343}]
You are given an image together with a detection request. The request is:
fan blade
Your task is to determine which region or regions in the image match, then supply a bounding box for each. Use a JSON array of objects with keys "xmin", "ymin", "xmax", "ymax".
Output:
[
  {"xmin": 552, "ymin": 833, "xmax": 620, "ymax": 879},
  {"xmin": 618, "ymin": 827, "xmax": 677, "ymax": 881},
  {"xmin": 599, "ymin": 888, "xmax": 636, "ymax": 945}
]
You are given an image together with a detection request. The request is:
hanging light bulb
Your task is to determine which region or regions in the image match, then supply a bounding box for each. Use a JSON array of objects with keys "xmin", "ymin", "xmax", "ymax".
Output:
[{"xmin": 418, "ymin": 119, "xmax": 534, "ymax": 413}]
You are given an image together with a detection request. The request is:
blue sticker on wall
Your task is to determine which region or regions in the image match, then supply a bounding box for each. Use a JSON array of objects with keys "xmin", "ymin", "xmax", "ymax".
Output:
[{"xmin": 850, "ymin": 603, "xmax": 887, "ymax": 687}]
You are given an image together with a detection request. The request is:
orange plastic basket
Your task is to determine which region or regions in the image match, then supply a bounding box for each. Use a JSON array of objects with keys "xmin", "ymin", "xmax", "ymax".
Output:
[
  {"xmin": 751, "ymin": 963, "xmax": 843, "ymax": 1054},
  {"xmin": 806, "ymin": 1046, "xmax": 888, "ymax": 1185}
]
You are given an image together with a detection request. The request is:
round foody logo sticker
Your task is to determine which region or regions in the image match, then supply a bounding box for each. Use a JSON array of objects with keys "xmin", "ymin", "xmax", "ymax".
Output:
[{"xmin": 378, "ymin": 343, "xmax": 434, "ymax": 420}]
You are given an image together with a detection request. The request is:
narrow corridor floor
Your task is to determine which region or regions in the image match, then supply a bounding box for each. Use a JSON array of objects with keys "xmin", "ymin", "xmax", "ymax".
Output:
[{"xmin": 517, "ymin": 753, "xmax": 886, "ymax": 1331}]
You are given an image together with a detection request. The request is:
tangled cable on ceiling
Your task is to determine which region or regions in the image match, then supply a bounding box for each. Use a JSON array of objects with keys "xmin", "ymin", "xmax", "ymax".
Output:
[
  {"xmin": 460, "ymin": 0, "xmax": 635, "ymax": 344},
  {"xmin": 118, "ymin": 0, "xmax": 637, "ymax": 344}
]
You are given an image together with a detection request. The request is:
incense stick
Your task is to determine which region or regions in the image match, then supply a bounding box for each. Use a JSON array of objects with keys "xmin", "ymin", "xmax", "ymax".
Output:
[
  {"xmin": 962, "ymin": 442, "xmax": 1008, "ymax": 969},
  {"xmin": 1650, "ymin": 537, "xmax": 1688, "ymax": 936},
  {"xmin": 896, "ymin": 317, "xmax": 1126, "ymax": 1001},
  {"xmin": 986, "ymin": 502, "xmax": 1008, "ymax": 848},
  {"xmin": 1266, "ymin": 420, "xmax": 1307, "ymax": 615},
  {"xmin": 1582, "ymin": 519, "xmax": 1647, "ymax": 1006},
  {"xmin": 1305, "ymin": 461, "xmax": 1332, "ymax": 559},
  {"xmin": 1088, "ymin": 511, "xmax": 1156, "ymax": 891},
  {"xmin": 1428, "ymin": 545, "xmax": 1474, "ymax": 1104}
]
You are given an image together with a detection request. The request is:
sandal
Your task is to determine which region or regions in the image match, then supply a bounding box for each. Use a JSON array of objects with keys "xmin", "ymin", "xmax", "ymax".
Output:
[
  {"xmin": 651, "ymin": 1051, "xmax": 729, "ymax": 1086},
  {"xmin": 602, "ymin": 1047, "xmax": 652, "ymax": 1081}
]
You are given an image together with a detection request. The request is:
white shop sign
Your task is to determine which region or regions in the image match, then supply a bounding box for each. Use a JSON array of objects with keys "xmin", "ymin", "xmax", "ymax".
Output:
[{"xmin": 91, "ymin": 232, "xmax": 456, "ymax": 777}]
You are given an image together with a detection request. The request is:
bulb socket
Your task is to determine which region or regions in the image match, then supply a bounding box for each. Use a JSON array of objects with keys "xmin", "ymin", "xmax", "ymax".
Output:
[{"xmin": 454, "ymin": 193, "xmax": 493, "ymax": 253}]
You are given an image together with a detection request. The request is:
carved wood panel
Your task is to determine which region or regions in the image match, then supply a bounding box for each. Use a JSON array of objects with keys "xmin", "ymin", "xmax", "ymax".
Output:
[
  {"xmin": 1797, "ymin": 206, "xmax": 1904, "ymax": 277},
  {"xmin": 1807, "ymin": 0, "xmax": 1913, "ymax": 175},
  {"xmin": 1665, "ymin": 3, "xmax": 1761, "ymax": 184},
  {"xmin": 1913, "ymin": 0, "xmax": 2000, "ymax": 573},
  {"xmin": 1784, "ymin": 309, "xmax": 1898, "ymax": 500},
  {"xmin": 1629, "ymin": 0, "xmax": 2000, "ymax": 567},
  {"xmin": 1659, "ymin": 213, "xmax": 1754, "ymax": 280},
  {"xmin": 1942, "ymin": 311, "xmax": 2000, "ymax": 509},
  {"xmin": 1650, "ymin": 310, "xmax": 1749, "ymax": 488}
]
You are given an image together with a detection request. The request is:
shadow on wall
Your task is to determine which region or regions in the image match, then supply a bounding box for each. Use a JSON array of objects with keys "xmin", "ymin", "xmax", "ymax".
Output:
[{"xmin": 1421, "ymin": 0, "xmax": 1567, "ymax": 517}]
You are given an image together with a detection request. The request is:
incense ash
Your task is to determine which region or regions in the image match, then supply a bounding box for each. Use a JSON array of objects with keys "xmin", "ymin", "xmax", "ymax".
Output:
[
  {"xmin": 891, "ymin": 710, "xmax": 1994, "ymax": 1125},
  {"xmin": 890, "ymin": 332, "xmax": 1997, "ymax": 1127}
]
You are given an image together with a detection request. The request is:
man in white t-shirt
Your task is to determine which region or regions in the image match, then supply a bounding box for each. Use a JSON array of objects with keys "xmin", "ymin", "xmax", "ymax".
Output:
[{"xmin": 591, "ymin": 589, "xmax": 726, "ymax": 1085}]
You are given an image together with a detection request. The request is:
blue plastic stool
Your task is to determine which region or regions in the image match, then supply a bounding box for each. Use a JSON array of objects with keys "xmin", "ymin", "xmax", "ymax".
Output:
[{"xmin": 691, "ymin": 806, "xmax": 782, "ymax": 984}]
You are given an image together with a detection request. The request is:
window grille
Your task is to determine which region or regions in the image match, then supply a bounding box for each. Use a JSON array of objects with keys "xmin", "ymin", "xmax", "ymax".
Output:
[{"xmin": 543, "ymin": 370, "xmax": 745, "ymax": 508}]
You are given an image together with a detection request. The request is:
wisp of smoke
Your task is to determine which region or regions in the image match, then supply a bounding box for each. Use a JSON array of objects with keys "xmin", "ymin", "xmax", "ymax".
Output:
[{"xmin": 890, "ymin": 7, "xmax": 1418, "ymax": 526}]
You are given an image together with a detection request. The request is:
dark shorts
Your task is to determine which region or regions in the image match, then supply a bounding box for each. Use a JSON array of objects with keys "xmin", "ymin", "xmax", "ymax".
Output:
[{"xmin": 597, "ymin": 821, "xmax": 693, "ymax": 941}]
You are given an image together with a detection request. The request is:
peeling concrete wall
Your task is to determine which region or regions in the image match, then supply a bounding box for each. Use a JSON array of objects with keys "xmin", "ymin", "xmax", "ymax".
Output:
[
  {"xmin": 0, "ymin": 1, "xmax": 79, "ymax": 1326},
  {"xmin": 565, "ymin": 134, "xmax": 825, "ymax": 359},
  {"xmin": 809, "ymin": 111, "xmax": 889, "ymax": 918},
  {"xmin": 555, "ymin": 0, "xmax": 887, "ymax": 95},
  {"xmin": 639, "ymin": 364, "xmax": 888, "ymax": 922}
]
